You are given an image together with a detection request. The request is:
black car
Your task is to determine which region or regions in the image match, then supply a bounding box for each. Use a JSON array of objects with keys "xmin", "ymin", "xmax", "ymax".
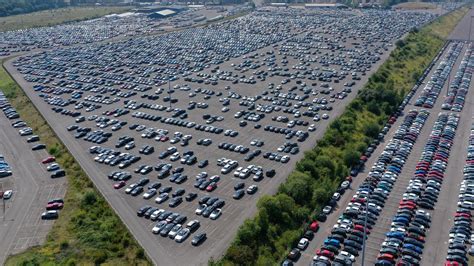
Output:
[
  {"xmin": 287, "ymin": 248, "xmax": 301, "ymax": 261},
  {"xmin": 148, "ymin": 182, "xmax": 161, "ymax": 190},
  {"xmin": 199, "ymin": 196, "xmax": 210, "ymax": 205},
  {"xmin": 198, "ymin": 160, "xmax": 208, "ymax": 168},
  {"xmin": 169, "ymin": 197, "xmax": 183, "ymax": 208},
  {"xmin": 32, "ymin": 144, "xmax": 46, "ymax": 150},
  {"xmin": 144, "ymin": 207, "xmax": 158, "ymax": 219},
  {"xmin": 172, "ymin": 188, "xmax": 186, "ymax": 197},
  {"xmin": 41, "ymin": 210, "xmax": 59, "ymax": 220},
  {"xmin": 185, "ymin": 192, "xmax": 197, "ymax": 201},
  {"xmin": 234, "ymin": 182, "xmax": 245, "ymax": 190},
  {"xmin": 51, "ymin": 169, "xmax": 66, "ymax": 178},
  {"xmin": 137, "ymin": 205, "xmax": 151, "ymax": 217},
  {"xmin": 187, "ymin": 220, "xmax": 200, "ymax": 232},
  {"xmin": 131, "ymin": 186, "xmax": 144, "ymax": 196},
  {"xmin": 191, "ymin": 233, "xmax": 207, "ymax": 246},
  {"xmin": 303, "ymin": 230, "xmax": 314, "ymax": 240},
  {"xmin": 233, "ymin": 189, "xmax": 245, "ymax": 199},
  {"xmin": 27, "ymin": 135, "xmax": 40, "ymax": 142},
  {"xmin": 137, "ymin": 178, "xmax": 150, "ymax": 186},
  {"xmin": 160, "ymin": 223, "xmax": 175, "ymax": 237},
  {"xmin": 266, "ymin": 169, "xmax": 276, "ymax": 177}
]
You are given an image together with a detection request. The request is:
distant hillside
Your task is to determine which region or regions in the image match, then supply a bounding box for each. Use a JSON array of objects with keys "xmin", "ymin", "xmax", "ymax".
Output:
[{"xmin": 0, "ymin": 0, "xmax": 68, "ymax": 17}]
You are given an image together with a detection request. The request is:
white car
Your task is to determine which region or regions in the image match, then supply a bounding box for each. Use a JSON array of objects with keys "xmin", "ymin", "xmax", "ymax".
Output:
[
  {"xmin": 175, "ymin": 228, "xmax": 190, "ymax": 243},
  {"xmin": 150, "ymin": 209, "xmax": 165, "ymax": 221},
  {"xmin": 297, "ymin": 238, "xmax": 309, "ymax": 250},
  {"xmin": 322, "ymin": 206, "xmax": 332, "ymax": 214},
  {"xmin": 46, "ymin": 163, "xmax": 60, "ymax": 172},
  {"xmin": 124, "ymin": 183, "xmax": 138, "ymax": 194},
  {"xmin": 143, "ymin": 189, "xmax": 157, "ymax": 200},
  {"xmin": 170, "ymin": 152, "xmax": 180, "ymax": 161},
  {"xmin": 341, "ymin": 181, "xmax": 350, "ymax": 189},
  {"xmin": 3, "ymin": 190, "xmax": 12, "ymax": 199},
  {"xmin": 195, "ymin": 204, "xmax": 207, "ymax": 215},
  {"xmin": 155, "ymin": 193, "xmax": 169, "ymax": 204},
  {"xmin": 339, "ymin": 251, "xmax": 355, "ymax": 262},
  {"xmin": 168, "ymin": 224, "xmax": 182, "ymax": 239},
  {"xmin": 152, "ymin": 221, "xmax": 167, "ymax": 234},
  {"xmin": 332, "ymin": 192, "xmax": 341, "ymax": 201},
  {"xmin": 210, "ymin": 208, "xmax": 222, "ymax": 220},
  {"xmin": 125, "ymin": 142, "xmax": 135, "ymax": 150}
]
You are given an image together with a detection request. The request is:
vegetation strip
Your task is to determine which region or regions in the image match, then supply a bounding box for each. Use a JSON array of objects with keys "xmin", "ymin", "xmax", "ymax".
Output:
[
  {"xmin": 214, "ymin": 6, "xmax": 469, "ymax": 265},
  {"xmin": 0, "ymin": 60, "xmax": 150, "ymax": 265}
]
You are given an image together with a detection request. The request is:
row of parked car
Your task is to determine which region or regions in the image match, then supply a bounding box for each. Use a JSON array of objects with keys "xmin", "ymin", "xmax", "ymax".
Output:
[
  {"xmin": 306, "ymin": 109, "xmax": 429, "ymax": 266},
  {"xmin": 415, "ymin": 41, "xmax": 464, "ymax": 109},
  {"xmin": 445, "ymin": 120, "xmax": 474, "ymax": 265},
  {"xmin": 442, "ymin": 42, "xmax": 473, "ymax": 112},
  {"xmin": 41, "ymin": 198, "xmax": 64, "ymax": 220},
  {"xmin": 376, "ymin": 112, "xmax": 459, "ymax": 265}
]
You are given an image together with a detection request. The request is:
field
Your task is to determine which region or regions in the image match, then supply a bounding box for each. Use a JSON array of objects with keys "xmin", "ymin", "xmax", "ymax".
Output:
[
  {"xmin": 215, "ymin": 6, "xmax": 470, "ymax": 266},
  {"xmin": 393, "ymin": 2, "xmax": 437, "ymax": 9},
  {"xmin": 0, "ymin": 60, "xmax": 150, "ymax": 265},
  {"xmin": 0, "ymin": 6, "xmax": 132, "ymax": 32}
]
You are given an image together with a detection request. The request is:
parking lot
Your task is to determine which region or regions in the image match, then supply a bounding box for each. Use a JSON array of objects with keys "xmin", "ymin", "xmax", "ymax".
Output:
[
  {"xmin": 295, "ymin": 14, "xmax": 473, "ymax": 266},
  {"xmin": 4, "ymin": 7, "xmax": 439, "ymax": 266},
  {"xmin": 0, "ymin": 5, "xmax": 251, "ymax": 57},
  {"xmin": 0, "ymin": 93, "xmax": 67, "ymax": 265}
]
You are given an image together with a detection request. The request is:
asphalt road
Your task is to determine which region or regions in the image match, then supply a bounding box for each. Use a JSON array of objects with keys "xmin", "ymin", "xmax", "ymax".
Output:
[
  {"xmin": 449, "ymin": 7, "xmax": 474, "ymax": 41},
  {"xmin": 2, "ymin": 17, "xmax": 409, "ymax": 266},
  {"xmin": 0, "ymin": 106, "xmax": 66, "ymax": 264}
]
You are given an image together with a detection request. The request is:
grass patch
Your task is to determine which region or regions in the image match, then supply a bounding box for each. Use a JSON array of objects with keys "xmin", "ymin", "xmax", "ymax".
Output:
[
  {"xmin": 213, "ymin": 6, "xmax": 469, "ymax": 266},
  {"xmin": 0, "ymin": 61, "xmax": 150, "ymax": 265},
  {"xmin": 393, "ymin": 2, "xmax": 437, "ymax": 9},
  {"xmin": 0, "ymin": 6, "xmax": 132, "ymax": 32}
]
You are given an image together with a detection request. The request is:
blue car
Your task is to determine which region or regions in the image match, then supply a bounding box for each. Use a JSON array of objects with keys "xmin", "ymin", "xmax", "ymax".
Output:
[
  {"xmin": 403, "ymin": 243, "xmax": 423, "ymax": 254},
  {"xmin": 386, "ymin": 232, "xmax": 405, "ymax": 240},
  {"xmin": 323, "ymin": 238, "xmax": 340, "ymax": 248}
]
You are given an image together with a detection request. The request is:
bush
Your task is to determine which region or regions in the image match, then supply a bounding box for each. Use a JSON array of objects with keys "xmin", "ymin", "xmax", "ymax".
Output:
[{"xmin": 81, "ymin": 191, "xmax": 97, "ymax": 206}]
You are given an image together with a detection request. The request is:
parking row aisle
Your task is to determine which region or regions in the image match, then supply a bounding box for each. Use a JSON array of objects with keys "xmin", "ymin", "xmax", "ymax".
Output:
[
  {"xmin": 421, "ymin": 43, "xmax": 474, "ymax": 265},
  {"xmin": 374, "ymin": 112, "xmax": 460, "ymax": 265},
  {"xmin": 357, "ymin": 40, "xmax": 471, "ymax": 265},
  {"xmin": 441, "ymin": 118, "xmax": 474, "ymax": 265},
  {"xmin": 0, "ymin": 94, "xmax": 67, "ymax": 265}
]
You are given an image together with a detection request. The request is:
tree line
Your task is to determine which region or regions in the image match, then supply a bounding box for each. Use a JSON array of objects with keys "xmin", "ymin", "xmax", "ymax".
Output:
[{"xmin": 0, "ymin": 0, "xmax": 66, "ymax": 17}]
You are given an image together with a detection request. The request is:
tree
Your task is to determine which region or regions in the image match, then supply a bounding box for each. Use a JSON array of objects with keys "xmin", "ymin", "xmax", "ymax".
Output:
[
  {"xmin": 343, "ymin": 149, "xmax": 360, "ymax": 167},
  {"xmin": 364, "ymin": 121, "xmax": 380, "ymax": 139},
  {"xmin": 279, "ymin": 172, "xmax": 313, "ymax": 205}
]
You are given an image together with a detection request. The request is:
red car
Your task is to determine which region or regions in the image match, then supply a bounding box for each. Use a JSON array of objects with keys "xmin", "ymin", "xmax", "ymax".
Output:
[
  {"xmin": 455, "ymin": 212, "xmax": 471, "ymax": 218},
  {"xmin": 206, "ymin": 182, "xmax": 217, "ymax": 192},
  {"xmin": 159, "ymin": 136, "xmax": 169, "ymax": 142},
  {"xmin": 42, "ymin": 156, "xmax": 56, "ymax": 164},
  {"xmin": 315, "ymin": 249, "xmax": 334, "ymax": 259},
  {"xmin": 46, "ymin": 202, "xmax": 64, "ymax": 210},
  {"xmin": 377, "ymin": 253, "xmax": 394, "ymax": 261},
  {"xmin": 114, "ymin": 181, "xmax": 126, "ymax": 189},
  {"xmin": 309, "ymin": 221, "xmax": 319, "ymax": 232},
  {"xmin": 445, "ymin": 261, "xmax": 461, "ymax": 266}
]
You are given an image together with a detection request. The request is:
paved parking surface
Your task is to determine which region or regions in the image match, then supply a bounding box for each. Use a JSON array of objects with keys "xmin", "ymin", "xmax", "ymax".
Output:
[
  {"xmin": 0, "ymin": 107, "xmax": 66, "ymax": 265},
  {"xmin": 3, "ymin": 8, "xmax": 441, "ymax": 266},
  {"xmin": 449, "ymin": 7, "xmax": 474, "ymax": 41}
]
